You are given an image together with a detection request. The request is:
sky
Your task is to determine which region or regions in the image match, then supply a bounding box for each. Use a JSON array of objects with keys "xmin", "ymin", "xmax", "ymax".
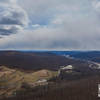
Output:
[{"xmin": 0, "ymin": 0, "xmax": 100, "ymax": 50}]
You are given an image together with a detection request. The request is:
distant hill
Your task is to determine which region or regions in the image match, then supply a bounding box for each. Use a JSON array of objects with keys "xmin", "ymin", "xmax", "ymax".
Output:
[
  {"xmin": 69, "ymin": 51, "xmax": 100, "ymax": 59},
  {"xmin": 0, "ymin": 51, "xmax": 70, "ymax": 70},
  {"xmin": 0, "ymin": 51, "xmax": 89, "ymax": 71},
  {"xmin": 68, "ymin": 51, "xmax": 100, "ymax": 63},
  {"xmin": 50, "ymin": 51, "xmax": 82, "ymax": 56},
  {"xmin": 50, "ymin": 51, "xmax": 100, "ymax": 63}
]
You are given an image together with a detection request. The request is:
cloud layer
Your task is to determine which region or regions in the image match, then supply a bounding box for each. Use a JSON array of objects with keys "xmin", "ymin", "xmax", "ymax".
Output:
[
  {"xmin": 0, "ymin": 0, "xmax": 29, "ymax": 35},
  {"xmin": 0, "ymin": 0, "xmax": 100, "ymax": 50}
]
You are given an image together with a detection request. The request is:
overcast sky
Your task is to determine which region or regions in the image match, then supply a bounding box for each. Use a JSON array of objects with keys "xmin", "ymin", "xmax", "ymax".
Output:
[{"xmin": 0, "ymin": 0, "xmax": 100, "ymax": 50}]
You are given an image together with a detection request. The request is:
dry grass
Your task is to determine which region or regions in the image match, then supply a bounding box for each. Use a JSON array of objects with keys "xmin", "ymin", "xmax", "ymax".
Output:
[{"xmin": 0, "ymin": 66, "xmax": 57, "ymax": 97}]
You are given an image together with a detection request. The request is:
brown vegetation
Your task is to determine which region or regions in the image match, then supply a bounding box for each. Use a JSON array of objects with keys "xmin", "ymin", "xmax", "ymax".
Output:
[{"xmin": 1, "ymin": 75, "xmax": 100, "ymax": 100}]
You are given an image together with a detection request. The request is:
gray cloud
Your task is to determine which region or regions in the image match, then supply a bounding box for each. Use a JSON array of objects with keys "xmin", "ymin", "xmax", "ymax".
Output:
[
  {"xmin": 0, "ymin": 0, "xmax": 100, "ymax": 50},
  {"xmin": 0, "ymin": 0, "xmax": 29, "ymax": 35},
  {"xmin": 0, "ymin": 0, "xmax": 17, "ymax": 4}
]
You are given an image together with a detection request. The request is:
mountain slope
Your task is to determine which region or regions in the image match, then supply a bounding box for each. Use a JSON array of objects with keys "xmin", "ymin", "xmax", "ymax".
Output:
[
  {"xmin": 0, "ymin": 66, "xmax": 57, "ymax": 97},
  {"xmin": 0, "ymin": 51, "xmax": 76, "ymax": 70}
]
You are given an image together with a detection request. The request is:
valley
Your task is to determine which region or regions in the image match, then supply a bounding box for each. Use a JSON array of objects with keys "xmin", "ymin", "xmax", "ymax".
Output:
[{"xmin": 0, "ymin": 51, "xmax": 100, "ymax": 100}]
